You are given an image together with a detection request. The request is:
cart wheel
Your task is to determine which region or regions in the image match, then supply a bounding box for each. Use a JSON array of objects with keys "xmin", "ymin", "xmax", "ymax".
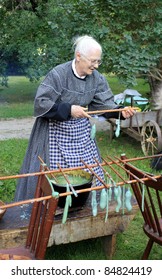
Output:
[{"xmin": 141, "ymin": 120, "xmax": 162, "ymax": 156}]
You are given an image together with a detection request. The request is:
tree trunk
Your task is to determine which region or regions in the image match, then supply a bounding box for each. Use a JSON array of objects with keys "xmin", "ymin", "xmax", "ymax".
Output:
[{"xmin": 148, "ymin": 58, "xmax": 162, "ymax": 109}]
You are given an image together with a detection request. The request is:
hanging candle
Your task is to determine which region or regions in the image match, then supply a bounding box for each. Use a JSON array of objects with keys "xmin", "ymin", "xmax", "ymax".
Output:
[
  {"xmin": 62, "ymin": 184, "xmax": 72, "ymax": 224},
  {"xmin": 91, "ymin": 190, "xmax": 97, "ymax": 216},
  {"xmin": 125, "ymin": 187, "xmax": 132, "ymax": 212},
  {"xmin": 114, "ymin": 186, "xmax": 122, "ymax": 212},
  {"xmin": 105, "ymin": 190, "xmax": 109, "ymax": 222},
  {"xmin": 115, "ymin": 112, "xmax": 121, "ymax": 137},
  {"xmin": 100, "ymin": 188, "xmax": 107, "ymax": 210},
  {"xmin": 90, "ymin": 124, "xmax": 96, "ymax": 140}
]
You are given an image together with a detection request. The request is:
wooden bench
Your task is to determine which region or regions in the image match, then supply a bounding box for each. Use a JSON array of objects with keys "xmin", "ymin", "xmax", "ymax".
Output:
[{"xmin": 0, "ymin": 196, "xmax": 138, "ymax": 259}]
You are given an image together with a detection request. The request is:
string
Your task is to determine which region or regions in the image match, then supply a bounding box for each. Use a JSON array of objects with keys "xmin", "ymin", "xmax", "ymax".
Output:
[
  {"xmin": 115, "ymin": 111, "xmax": 121, "ymax": 137},
  {"xmin": 105, "ymin": 189, "xmax": 109, "ymax": 222},
  {"xmin": 91, "ymin": 178, "xmax": 97, "ymax": 216},
  {"xmin": 62, "ymin": 183, "xmax": 72, "ymax": 224},
  {"xmin": 41, "ymin": 161, "xmax": 58, "ymax": 198},
  {"xmin": 122, "ymin": 185, "xmax": 125, "ymax": 215},
  {"xmin": 45, "ymin": 175, "xmax": 59, "ymax": 198},
  {"xmin": 91, "ymin": 190, "xmax": 97, "ymax": 216},
  {"xmin": 99, "ymin": 188, "xmax": 107, "ymax": 210}
]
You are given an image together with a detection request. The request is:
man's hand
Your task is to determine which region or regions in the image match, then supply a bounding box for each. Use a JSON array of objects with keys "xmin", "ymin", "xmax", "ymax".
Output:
[
  {"xmin": 71, "ymin": 105, "xmax": 90, "ymax": 118},
  {"xmin": 121, "ymin": 107, "xmax": 136, "ymax": 119}
]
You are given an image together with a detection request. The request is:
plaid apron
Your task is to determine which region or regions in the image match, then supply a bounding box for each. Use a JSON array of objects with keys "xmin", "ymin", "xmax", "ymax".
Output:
[{"xmin": 49, "ymin": 118, "xmax": 104, "ymax": 186}]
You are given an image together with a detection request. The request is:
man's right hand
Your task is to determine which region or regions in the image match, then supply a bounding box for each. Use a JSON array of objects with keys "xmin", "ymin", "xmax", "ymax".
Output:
[{"xmin": 71, "ymin": 105, "xmax": 90, "ymax": 119}]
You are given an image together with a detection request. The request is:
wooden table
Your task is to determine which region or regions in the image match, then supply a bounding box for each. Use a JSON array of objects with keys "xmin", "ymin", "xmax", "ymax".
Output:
[{"xmin": 0, "ymin": 196, "xmax": 138, "ymax": 259}]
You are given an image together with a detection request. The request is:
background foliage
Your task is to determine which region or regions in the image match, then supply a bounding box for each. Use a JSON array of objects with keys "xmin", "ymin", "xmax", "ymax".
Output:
[{"xmin": 0, "ymin": 0, "xmax": 162, "ymax": 91}]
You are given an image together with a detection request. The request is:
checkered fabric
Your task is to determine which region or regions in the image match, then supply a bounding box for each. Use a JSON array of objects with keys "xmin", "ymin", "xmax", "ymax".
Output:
[{"xmin": 49, "ymin": 118, "xmax": 104, "ymax": 186}]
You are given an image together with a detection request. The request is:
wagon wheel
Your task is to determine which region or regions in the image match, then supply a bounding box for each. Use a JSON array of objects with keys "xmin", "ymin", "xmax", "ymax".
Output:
[{"xmin": 141, "ymin": 120, "xmax": 162, "ymax": 156}]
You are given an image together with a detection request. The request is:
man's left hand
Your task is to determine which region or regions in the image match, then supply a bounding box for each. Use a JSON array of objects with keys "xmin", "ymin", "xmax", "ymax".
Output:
[{"xmin": 122, "ymin": 107, "xmax": 136, "ymax": 119}]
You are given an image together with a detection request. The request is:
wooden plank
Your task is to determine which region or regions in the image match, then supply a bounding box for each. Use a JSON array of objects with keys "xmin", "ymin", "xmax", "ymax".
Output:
[
  {"xmin": 48, "ymin": 207, "xmax": 138, "ymax": 246},
  {"xmin": 0, "ymin": 200, "xmax": 139, "ymax": 250}
]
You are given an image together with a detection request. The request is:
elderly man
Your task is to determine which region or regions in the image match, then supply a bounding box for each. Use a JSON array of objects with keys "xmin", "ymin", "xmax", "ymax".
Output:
[{"xmin": 14, "ymin": 35, "xmax": 134, "ymax": 201}]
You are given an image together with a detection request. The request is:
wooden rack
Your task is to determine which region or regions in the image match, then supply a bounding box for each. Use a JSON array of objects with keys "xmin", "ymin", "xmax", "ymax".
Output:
[{"xmin": 0, "ymin": 153, "xmax": 162, "ymax": 259}]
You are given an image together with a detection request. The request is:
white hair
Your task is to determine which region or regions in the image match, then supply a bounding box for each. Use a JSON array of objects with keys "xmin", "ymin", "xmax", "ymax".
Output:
[{"xmin": 73, "ymin": 35, "xmax": 102, "ymax": 57}]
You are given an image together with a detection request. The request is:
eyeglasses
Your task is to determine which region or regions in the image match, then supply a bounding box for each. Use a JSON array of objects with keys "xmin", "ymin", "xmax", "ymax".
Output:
[{"xmin": 81, "ymin": 54, "xmax": 102, "ymax": 66}]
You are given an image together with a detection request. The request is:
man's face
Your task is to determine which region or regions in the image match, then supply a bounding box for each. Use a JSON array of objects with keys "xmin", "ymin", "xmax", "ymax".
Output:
[{"xmin": 76, "ymin": 49, "xmax": 102, "ymax": 77}]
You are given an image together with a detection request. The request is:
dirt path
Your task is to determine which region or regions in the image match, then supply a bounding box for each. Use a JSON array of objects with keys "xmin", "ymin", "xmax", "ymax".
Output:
[
  {"xmin": 0, "ymin": 117, "xmax": 35, "ymax": 140},
  {"xmin": 0, "ymin": 117, "xmax": 110, "ymax": 140}
]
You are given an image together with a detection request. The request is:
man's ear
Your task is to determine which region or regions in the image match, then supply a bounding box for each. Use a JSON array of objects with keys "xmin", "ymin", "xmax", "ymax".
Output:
[{"xmin": 76, "ymin": 51, "xmax": 81, "ymax": 62}]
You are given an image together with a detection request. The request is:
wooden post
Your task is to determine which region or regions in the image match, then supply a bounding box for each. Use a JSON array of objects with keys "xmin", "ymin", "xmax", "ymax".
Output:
[{"xmin": 101, "ymin": 234, "xmax": 116, "ymax": 259}]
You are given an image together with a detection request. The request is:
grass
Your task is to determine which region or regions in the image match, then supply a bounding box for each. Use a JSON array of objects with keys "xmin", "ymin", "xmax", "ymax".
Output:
[
  {"xmin": 0, "ymin": 76, "xmax": 41, "ymax": 118},
  {"xmin": 0, "ymin": 76, "xmax": 40, "ymax": 103},
  {"xmin": 1, "ymin": 75, "xmax": 161, "ymax": 260},
  {"xmin": 0, "ymin": 75, "xmax": 150, "ymax": 118},
  {"xmin": 0, "ymin": 139, "xmax": 28, "ymax": 201},
  {"xmin": 0, "ymin": 102, "xmax": 34, "ymax": 119},
  {"xmin": 106, "ymin": 74, "xmax": 150, "ymax": 97}
]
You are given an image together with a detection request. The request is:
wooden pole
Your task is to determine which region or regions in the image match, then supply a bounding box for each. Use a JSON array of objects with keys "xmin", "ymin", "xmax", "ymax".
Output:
[
  {"xmin": 1, "ymin": 154, "xmax": 162, "ymax": 181},
  {"xmin": 87, "ymin": 106, "xmax": 139, "ymax": 115},
  {"xmin": 1, "ymin": 173, "xmax": 162, "ymax": 210},
  {"xmin": 80, "ymin": 158, "xmax": 108, "ymax": 188},
  {"xmin": 102, "ymin": 156, "xmax": 128, "ymax": 184},
  {"xmin": 115, "ymin": 156, "xmax": 157, "ymax": 182},
  {"xmin": 38, "ymin": 156, "xmax": 58, "ymax": 182},
  {"xmin": 106, "ymin": 155, "xmax": 148, "ymax": 184}
]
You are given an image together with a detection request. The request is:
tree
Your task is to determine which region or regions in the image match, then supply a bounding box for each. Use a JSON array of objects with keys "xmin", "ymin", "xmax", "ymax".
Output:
[{"xmin": 0, "ymin": 0, "xmax": 162, "ymax": 97}]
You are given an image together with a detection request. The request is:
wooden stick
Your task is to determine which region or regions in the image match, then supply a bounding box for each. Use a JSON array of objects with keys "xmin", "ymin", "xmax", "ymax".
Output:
[
  {"xmin": 87, "ymin": 106, "xmax": 139, "ymax": 115},
  {"xmin": 57, "ymin": 163, "xmax": 78, "ymax": 197},
  {"xmin": 1, "ymin": 173, "xmax": 162, "ymax": 210},
  {"xmin": 0, "ymin": 162, "xmax": 106, "ymax": 181},
  {"xmin": 80, "ymin": 158, "xmax": 109, "ymax": 188},
  {"xmin": 1, "ymin": 154, "xmax": 162, "ymax": 181},
  {"xmin": 102, "ymin": 156, "xmax": 128, "ymax": 184},
  {"xmin": 106, "ymin": 156, "xmax": 145, "ymax": 184},
  {"xmin": 38, "ymin": 156, "xmax": 58, "ymax": 183},
  {"xmin": 118, "ymin": 153, "xmax": 162, "ymax": 163},
  {"xmin": 115, "ymin": 156, "xmax": 157, "ymax": 182},
  {"xmin": 94, "ymin": 158, "xmax": 112, "ymax": 179}
]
